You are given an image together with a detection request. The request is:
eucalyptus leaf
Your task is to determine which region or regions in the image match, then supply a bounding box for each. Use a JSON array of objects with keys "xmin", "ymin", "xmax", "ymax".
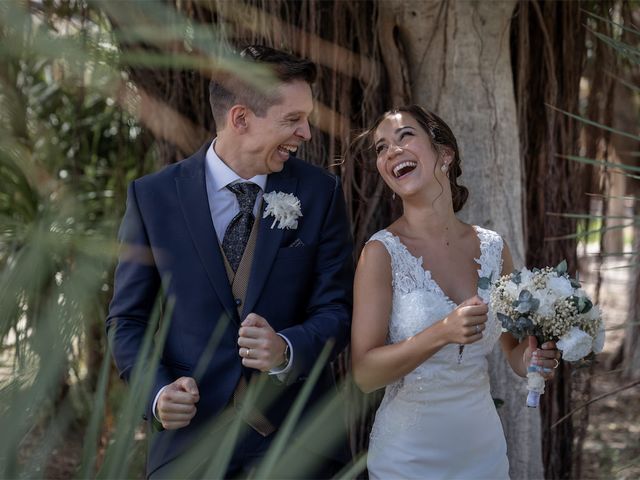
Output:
[
  {"xmin": 580, "ymin": 297, "xmax": 593, "ymax": 314},
  {"xmin": 518, "ymin": 290, "xmax": 533, "ymax": 302},
  {"xmin": 530, "ymin": 298, "xmax": 540, "ymax": 312},
  {"xmin": 478, "ymin": 276, "xmax": 491, "ymax": 290},
  {"xmin": 555, "ymin": 259, "xmax": 568, "ymax": 275},
  {"xmin": 497, "ymin": 312, "xmax": 513, "ymax": 328}
]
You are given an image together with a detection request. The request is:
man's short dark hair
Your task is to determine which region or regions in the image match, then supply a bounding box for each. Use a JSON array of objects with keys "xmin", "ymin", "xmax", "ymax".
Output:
[{"xmin": 209, "ymin": 45, "xmax": 317, "ymax": 129}]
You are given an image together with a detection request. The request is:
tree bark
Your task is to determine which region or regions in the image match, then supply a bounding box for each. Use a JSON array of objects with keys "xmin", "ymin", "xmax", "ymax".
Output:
[{"xmin": 378, "ymin": 1, "xmax": 541, "ymax": 478}]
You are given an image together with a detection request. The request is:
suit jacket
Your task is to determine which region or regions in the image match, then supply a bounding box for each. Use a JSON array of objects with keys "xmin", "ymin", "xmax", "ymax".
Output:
[{"xmin": 106, "ymin": 141, "xmax": 353, "ymax": 476}]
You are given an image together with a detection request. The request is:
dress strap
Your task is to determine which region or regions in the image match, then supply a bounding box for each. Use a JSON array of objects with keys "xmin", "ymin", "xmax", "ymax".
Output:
[{"xmin": 367, "ymin": 230, "xmax": 427, "ymax": 295}]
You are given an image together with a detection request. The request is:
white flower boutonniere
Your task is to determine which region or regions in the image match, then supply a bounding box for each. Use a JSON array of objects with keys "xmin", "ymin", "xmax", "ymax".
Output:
[{"xmin": 262, "ymin": 191, "xmax": 302, "ymax": 229}]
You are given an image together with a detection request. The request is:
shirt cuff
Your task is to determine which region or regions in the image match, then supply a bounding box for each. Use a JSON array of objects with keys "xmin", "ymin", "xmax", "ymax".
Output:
[
  {"xmin": 152, "ymin": 385, "xmax": 169, "ymax": 421},
  {"xmin": 269, "ymin": 334, "xmax": 293, "ymax": 377}
]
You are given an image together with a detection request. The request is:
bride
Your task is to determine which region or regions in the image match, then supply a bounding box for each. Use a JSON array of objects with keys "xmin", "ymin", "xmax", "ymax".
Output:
[{"xmin": 350, "ymin": 105, "xmax": 560, "ymax": 479}]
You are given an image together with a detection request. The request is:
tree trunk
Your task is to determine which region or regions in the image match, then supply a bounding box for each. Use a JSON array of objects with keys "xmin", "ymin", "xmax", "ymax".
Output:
[{"xmin": 378, "ymin": 1, "xmax": 541, "ymax": 478}]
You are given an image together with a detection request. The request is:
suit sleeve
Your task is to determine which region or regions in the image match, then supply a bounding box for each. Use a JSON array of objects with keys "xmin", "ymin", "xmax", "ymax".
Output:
[
  {"xmin": 106, "ymin": 181, "xmax": 173, "ymax": 420},
  {"xmin": 278, "ymin": 176, "xmax": 353, "ymax": 384}
]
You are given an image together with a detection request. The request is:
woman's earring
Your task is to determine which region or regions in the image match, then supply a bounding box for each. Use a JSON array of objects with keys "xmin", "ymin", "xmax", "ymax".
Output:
[
  {"xmin": 392, "ymin": 191, "xmax": 396, "ymax": 200},
  {"xmin": 441, "ymin": 163, "xmax": 448, "ymax": 173}
]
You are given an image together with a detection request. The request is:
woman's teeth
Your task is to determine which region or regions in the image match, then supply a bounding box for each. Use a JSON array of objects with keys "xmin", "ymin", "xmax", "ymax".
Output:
[{"xmin": 393, "ymin": 161, "xmax": 417, "ymax": 178}]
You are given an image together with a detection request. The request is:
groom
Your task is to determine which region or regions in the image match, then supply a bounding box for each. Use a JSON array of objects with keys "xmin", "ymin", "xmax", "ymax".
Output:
[{"xmin": 107, "ymin": 45, "xmax": 353, "ymax": 478}]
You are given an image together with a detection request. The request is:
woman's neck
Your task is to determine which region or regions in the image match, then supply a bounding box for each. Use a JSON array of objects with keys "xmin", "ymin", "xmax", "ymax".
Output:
[{"xmin": 398, "ymin": 196, "xmax": 461, "ymax": 240}]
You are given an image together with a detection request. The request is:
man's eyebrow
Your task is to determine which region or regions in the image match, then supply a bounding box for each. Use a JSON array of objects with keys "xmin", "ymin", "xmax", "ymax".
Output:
[{"xmin": 284, "ymin": 110, "xmax": 307, "ymax": 117}]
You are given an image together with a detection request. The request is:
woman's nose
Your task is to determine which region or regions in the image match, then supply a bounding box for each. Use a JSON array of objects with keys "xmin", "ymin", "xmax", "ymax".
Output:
[{"xmin": 387, "ymin": 144, "xmax": 403, "ymax": 158}]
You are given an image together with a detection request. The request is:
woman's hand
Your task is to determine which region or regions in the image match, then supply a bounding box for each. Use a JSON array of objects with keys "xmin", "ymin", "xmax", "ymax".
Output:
[
  {"xmin": 439, "ymin": 295, "xmax": 488, "ymax": 345},
  {"xmin": 523, "ymin": 336, "xmax": 561, "ymax": 380}
]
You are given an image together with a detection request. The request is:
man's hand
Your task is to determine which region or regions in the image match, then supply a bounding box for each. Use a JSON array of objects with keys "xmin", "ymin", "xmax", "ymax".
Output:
[
  {"xmin": 156, "ymin": 377, "xmax": 199, "ymax": 430},
  {"xmin": 237, "ymin": 313, "xmax": 287, "ymax": 371}
]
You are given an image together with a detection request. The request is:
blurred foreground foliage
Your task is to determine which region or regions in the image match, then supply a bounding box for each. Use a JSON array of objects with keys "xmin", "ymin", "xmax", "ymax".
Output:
[{"xmin": 0, "ymin": 1, "xmax": 363, "ymax": 478}]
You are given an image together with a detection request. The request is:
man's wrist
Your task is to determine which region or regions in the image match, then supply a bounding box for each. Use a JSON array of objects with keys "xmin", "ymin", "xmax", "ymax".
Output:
[
  {"xmin": 152, "ymin": 385, "xmax": 169, "ymax": 421},
  {"xmin": 276, "ymin": 341, "xmax": 290, "ymax": 368},
  {"xmin": 269, "ymin": 334, "xmax": 293, "ymax": 376}
]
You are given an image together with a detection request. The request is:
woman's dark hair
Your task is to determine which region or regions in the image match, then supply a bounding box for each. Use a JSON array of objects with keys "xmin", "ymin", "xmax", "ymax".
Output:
[{"xmin": 347, "ymin": 105, "xmax": 469, "ymax": 212}]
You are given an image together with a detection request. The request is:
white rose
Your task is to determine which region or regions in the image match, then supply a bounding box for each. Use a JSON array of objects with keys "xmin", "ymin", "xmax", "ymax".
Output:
[
  {"xmin": 547, "ymin": 275, "xmax": 574, "ymax": 298},
  {"xmin": 532, "ymin": 290, "xmax": 555, "ymax": 318},
  {"xmin": 557, "ymin": 326, "xmax": 593, "ymax": 361},
  {"xmin": 520, "ymin": 267, "xmax": 534, "ymax": 282},
  {"xmin": 504, "ymin": 280, "xmax": 519, "ymax": 300}
]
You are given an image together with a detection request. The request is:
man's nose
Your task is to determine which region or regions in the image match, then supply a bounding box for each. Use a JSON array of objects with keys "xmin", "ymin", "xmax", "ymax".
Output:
[{"xmin": 296, "ymin": 120, "xmax": 312, "ymax": 141}]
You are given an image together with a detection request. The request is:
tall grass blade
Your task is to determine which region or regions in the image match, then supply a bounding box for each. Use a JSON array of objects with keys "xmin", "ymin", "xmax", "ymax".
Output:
[
  {"xmin": 78, "ymin": 330, "xmax": 115, "ymax": 479},
  {"xmin": 548, "ymin": 108, "xmax": 640, "ymax": 143},
  {"xmin": 97, "ymin": 291, "xmax": 174, "ymax": 479},
  {"xmin": 252, "ymin": 340, "xmax": 334, "ymax": 479}
]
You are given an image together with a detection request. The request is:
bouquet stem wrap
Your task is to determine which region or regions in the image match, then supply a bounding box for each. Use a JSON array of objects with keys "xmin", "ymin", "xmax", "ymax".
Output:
[{"xmin": 526, "ymin": 365, "xmax": 546, "ymax": 408}]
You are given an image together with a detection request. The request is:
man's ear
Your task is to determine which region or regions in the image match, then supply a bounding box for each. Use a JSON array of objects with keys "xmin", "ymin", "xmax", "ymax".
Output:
[{"xmin": 228, "ymin": 105, "xmax": 249, "ymax": 132}]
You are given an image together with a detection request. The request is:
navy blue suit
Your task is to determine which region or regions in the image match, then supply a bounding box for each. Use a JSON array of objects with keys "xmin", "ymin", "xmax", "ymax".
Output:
[{"xmin": 107, "ymin": 142, "xmax": 353, "ymax": 477}]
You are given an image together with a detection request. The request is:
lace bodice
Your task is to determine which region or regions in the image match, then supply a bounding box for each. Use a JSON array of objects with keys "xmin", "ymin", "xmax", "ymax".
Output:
[{"xmin": 367, "ymin": 226, "xmax": 504, "ymax": 387}]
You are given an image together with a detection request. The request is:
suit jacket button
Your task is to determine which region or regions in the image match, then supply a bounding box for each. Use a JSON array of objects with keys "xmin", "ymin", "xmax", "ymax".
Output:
[{"xmin": 235, "ymin": 298, "xmax": 242, "ymax": 306}]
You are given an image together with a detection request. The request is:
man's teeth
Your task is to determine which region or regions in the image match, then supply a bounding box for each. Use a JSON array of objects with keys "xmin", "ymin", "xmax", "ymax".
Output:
[
  {"xmin": 393, "ymin": 161, "xmax": 417, "ymax": 178},
  {"xmin": 278, "ymin": 145, "xmax": 297, "ymax": 153}
]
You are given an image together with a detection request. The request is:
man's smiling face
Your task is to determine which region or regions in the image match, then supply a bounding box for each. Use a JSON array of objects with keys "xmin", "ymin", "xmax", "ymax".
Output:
[{"xmin": 243, "ymin": 80, "xmax": 314, "ymax": 175}]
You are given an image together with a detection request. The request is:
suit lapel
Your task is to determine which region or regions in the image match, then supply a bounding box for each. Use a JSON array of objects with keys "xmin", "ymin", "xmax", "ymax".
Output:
[
  {"xmin": 242, "ymin": 168, "xmax": 297, "ymax": 317},
  {"xmin": 175, "ymin": 143, "xmax": 238, "ymax": 323}
]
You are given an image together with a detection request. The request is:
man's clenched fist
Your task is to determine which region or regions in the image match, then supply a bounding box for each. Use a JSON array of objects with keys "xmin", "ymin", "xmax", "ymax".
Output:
[{"xmin": 156, "ymin": 376, "xmax": 199, "ymax": 430}]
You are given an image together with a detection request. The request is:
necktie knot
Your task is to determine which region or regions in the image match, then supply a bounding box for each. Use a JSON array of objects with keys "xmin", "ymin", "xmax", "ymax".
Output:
[{"xmin": 227, "ymin": 182, "xmax": 260, "ymax": 214}]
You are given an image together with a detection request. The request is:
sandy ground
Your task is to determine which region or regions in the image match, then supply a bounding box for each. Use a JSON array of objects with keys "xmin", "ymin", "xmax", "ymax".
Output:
[{"xmin": 579, "ymin": 250, "xmax": 640, "ymax": 480}]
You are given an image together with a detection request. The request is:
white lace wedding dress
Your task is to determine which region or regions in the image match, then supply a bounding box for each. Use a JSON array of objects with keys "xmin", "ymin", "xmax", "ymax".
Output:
[{"xmin": 366, "ymin": 226, "xmax": 509, "ymax": 479}]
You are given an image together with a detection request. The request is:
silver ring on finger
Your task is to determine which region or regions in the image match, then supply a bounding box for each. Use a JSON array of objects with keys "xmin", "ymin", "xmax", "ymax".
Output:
[
  {"xmin": 475, "ymin": 324, "xmax": 481, "ymax": 334},
  {"xmin": 246, "ymin": 348, "xmax": 251, "ymax": 358}
]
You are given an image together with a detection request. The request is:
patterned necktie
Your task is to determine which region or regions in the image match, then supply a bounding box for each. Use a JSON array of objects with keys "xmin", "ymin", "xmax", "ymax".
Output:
[{"xmin": 222, "ymin": 182, "xmax": 260, "ymax": 272}]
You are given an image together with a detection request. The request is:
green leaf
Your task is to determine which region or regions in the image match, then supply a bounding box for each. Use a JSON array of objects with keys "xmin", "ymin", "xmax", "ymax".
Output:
[
  {"xmin": 555, "ymin": 259, "xmax": 568, "ymax": 275},
  {"xmin": 548, "ymin": 106, "xmax": 640, "ymax": 143},
  {"xmin": 512, "ymin": 271, "xmax": 522, "ymax": 285}
]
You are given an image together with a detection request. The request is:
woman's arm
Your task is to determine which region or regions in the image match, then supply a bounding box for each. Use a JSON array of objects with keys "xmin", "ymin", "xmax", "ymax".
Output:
[{"xmin": 351, "ymin": 241, "xmax": 487, "ymax": 393}]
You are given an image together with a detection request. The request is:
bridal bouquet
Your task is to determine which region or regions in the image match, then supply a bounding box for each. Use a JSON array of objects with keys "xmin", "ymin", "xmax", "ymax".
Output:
[{"xmin": 489, "ymin": 260, "xmax": 605, "ymax": 408}]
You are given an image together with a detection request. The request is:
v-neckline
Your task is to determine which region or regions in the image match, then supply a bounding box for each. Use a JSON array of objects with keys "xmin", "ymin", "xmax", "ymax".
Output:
[{"xmin": 384, "ymin": 226, "xmax": 484, "ymax": 307}]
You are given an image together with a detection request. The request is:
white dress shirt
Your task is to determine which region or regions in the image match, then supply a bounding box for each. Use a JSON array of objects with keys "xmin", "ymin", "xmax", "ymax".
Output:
[
  {"xmin": 205, "ymin": 141, "xmax": 267, "ymax": 243},
  {"xmin": 153, "ymin": 140, "xmax": 293, "ymax": 421}
]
